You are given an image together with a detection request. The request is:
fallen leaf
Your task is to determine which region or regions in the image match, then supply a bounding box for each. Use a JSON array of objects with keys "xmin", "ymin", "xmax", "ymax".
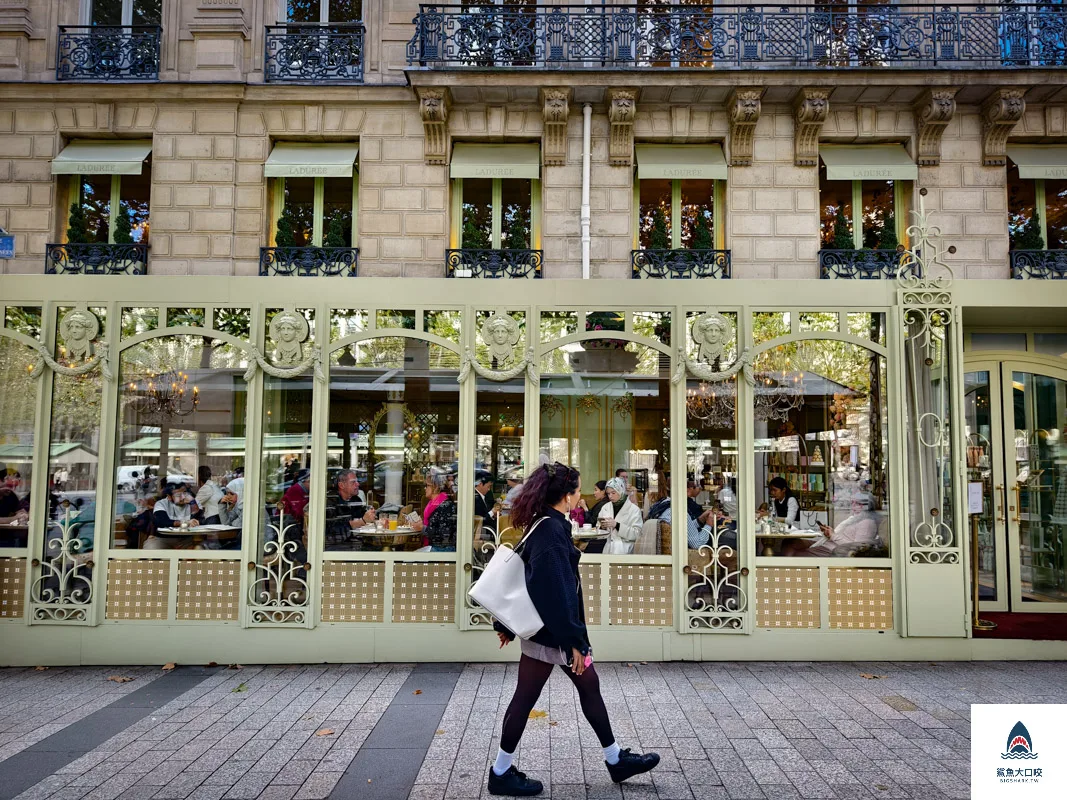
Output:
[
  {"xmin": 640, "ymin": 661, "xmax": 647, "ymax": 665},
  {"xmin": 435, "ymin": 730, "xmax": 445, "ymax": 735},
  {"xmin": 232, "ymin": 682, "xmax": 248, "ymax": 693},
  {"xmin": 528, "ymin": 709, "xmax": 548, "ymax": 719},
  {"xmin": 860, "ymin": 673, "xmax": 887, "ymax": 680},
  {"xmin": 34, "ymin": 666, "xmax": 48, "ymax": 671},
  {"xmin": 206, "ymin": 661, "xmax": 218, "ymax": 668},
  {"xmin": 548, "ymin": 721, "xmax": 559, "ymax": 727},
  {"xmin": 875, "ymin": 785, "xmax": 889, "ymax": 791},
  {"xmin": 162, "ymin": 662, "xmax": 176, "ymax": 671},
  {"xmin": 107, "ymin": 676, "xmax": 133, "ymax": 683},
  {"xmin": 315, "ymin": 729, "xmax": 334, "ymax": 737},
  {"xmin": 227, "ymin": 663, "xmax": 244, "ymax": 670},
  {"xmin": 413, "ymin": 689, "xmax": 423, "ymax": 695}
]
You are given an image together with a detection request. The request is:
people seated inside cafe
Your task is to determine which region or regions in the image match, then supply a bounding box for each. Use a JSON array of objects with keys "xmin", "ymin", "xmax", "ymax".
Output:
[
  {"xmin": 218, "ymin": 478, "xmax": 244, "ymax": 529},
  {"xmin": 782, "ymin": 492, "xmax": 885, "ymax": 557},
  {"xmin": 325, "ymin": 469, "xmax": 375, "ymax": 550},
  {"xmin": 598, "ymin": 477, "xmax": 643, "ymax": 554},
  {"xmin": 423, "ymin": 481, "xmax": 457, "ymax": 552},
  {"xmin": 143, "ymin": 482, "xmax": 198, "ymax": 550}
]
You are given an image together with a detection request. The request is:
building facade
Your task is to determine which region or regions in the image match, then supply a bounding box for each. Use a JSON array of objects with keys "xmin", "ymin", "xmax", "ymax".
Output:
[{"xmin": 0, "ymin": 1, "xmax": 1066, "ymax": 665}]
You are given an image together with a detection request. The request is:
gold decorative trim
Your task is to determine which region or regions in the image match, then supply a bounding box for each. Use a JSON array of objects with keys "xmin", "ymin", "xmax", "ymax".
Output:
[
  {"xmin": 756, "ymin": 568, "xmax": 819, "ymax": 628},
  {"xmin": 322, "ymin": 561, "xmax": 385, "ymax": 623},
  {"xmin": 828, "ymin": 568, "xmax": 894, "ymax": 630},
  {"xmin": 106, "ymin": 560, "xmax": 170, "ymax": 621},
  {"xmin": 176, "ymin": 560, "xmax": 239, "ymax": 621}
]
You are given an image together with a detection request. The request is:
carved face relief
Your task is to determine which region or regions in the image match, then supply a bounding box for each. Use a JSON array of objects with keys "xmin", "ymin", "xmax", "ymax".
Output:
[
  {"xmin": 737, "ymin": 96, "xmax": 760, "ymax": 121},
  {"xmin": 480, "ymin": 313, "xmax": 521, "ymax": 368},
  {"xmin": 269, "ymin": 310, "xmax": 310, "ymax": 367},
  {"xmin": 692, "ymin": 312, "xmax": 734, "ymax": 367},
  {"xmin": 59, "ymin": 309, "xmax": 100, "ymax": 362}
]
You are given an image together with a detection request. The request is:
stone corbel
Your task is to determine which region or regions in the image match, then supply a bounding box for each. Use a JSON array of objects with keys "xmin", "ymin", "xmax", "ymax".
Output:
[
  {"xmin": 793, "ymin": 88, "xmax": 830, "ymax": 167},
  {"xmin": 0, "ymin": 1, "xmax": 33, "ymax": 81},
  {"xmin": 186, "ymin": 0, "xmax": 250, "ymax": 81},
  {"xmin": 913, "ymin": 89, "xmax": 958, "ymax": 167},
  {"xmin": 981, "ymin": 88, "xmax": 1025, "ymax": 167},
  {"xmin": 419, "ymin": 88, "xmax": 451, "ymax": 166},
  {"xmin": 541, "ymin": 88, "xmax": 571, "ymax": 167},
  {"xmin": 607, "ymin": 88, "xmax": 637, "ymax": 167},
  {"xmin": 727, "ymin": 88, "xmax": 763, "ymax": 167}
]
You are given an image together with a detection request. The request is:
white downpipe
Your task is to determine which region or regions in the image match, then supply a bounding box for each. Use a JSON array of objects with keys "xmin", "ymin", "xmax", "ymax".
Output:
[{"xmin": 581, "ymin": 103, "xmax": 592, "ymax": 279}]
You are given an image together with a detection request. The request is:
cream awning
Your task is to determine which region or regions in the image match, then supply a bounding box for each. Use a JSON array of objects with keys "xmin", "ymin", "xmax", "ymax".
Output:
[
  {"xmin": 1007, "ymin": 145, "xmax": 1067, "ymax": 180},
  {"xmin": 450, "ymin": 144, "xmax": 540, "ymax": 179},
  {"xmin": 264, "ymin": 143, "xmax": 359, "ymax": 178},
  {"xmin": 635, "ymin": 144, "xmax": 727, "ymax": 180},
  {"xmin": 820, "ymin": 144, "xmax": 917, "ymax": 181},
  {"xmin": 51, "ymin": 139, "xmax": 152, "ymax": 175}
]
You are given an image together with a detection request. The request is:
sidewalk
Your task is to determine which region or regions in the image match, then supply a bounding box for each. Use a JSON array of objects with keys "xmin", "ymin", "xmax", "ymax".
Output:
[{"xmin": 1, "ymin": 661, "xmax": 1064, "ymax": 800}]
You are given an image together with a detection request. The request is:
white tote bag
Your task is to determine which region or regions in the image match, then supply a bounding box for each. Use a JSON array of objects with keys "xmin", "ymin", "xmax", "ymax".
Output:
[{"xmin": 468, "ymin": 518, "xmax": 545, "ymax": 640}]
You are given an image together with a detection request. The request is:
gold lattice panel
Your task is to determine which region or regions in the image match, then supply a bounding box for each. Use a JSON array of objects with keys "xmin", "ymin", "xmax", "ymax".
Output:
[
  {"xmin": 106, "ymin": 560, "xmax": 170, "ymax": 620},
  {"xmin": 392, "ymin": 562, "xmax": 455, "ymax": 623},
  {"xmin": 579, "ymin": 563, "xmax": 601, "ymax": 626},
  {"xmin": 757, "ymin": 568, "xmax": 820, "ymax": 628},
  {"xmin": 828, "ymin": 568, "xmax": 894, "ymax": 630},
  {"xmin": 609, "ymin": 564, "xmax": 672, "ymax": 627},
  {"xmin": 322, "ymin": 562, "xmax": 385, "ymax": 623},
  {"xmin": 0, "ymin": 557, "xmax": 26, "ymax": 619},
  {"xmin": 176, "ymin": 560, "xmax": 240, "ymax": 621}
]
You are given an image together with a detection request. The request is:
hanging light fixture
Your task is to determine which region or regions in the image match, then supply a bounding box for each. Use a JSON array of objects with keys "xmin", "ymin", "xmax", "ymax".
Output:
[{"xmin": 129, "ymin": 369, "xmax": 199, "ymax": 420}]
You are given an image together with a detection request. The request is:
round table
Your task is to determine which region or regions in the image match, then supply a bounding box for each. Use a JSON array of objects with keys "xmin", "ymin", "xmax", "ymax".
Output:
[
  {"xmin": 754, "ymin": 530, "xmax": 821, "ymax": 557},
  {"xmin": 353, "ymin": 526, "xmax": 422, "ymax": 552},
  {"xmin": 572, "ymin": 527, "xmax": 610, "ymax": 551},
  {"xmin": 155, "ymin": 525, "xmax": 240, "ymax": 548}
]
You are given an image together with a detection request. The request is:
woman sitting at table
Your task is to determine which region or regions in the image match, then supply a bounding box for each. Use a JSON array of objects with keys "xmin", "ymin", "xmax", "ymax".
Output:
[
  {"xmin": 195, "ymin": 466, "xmax": 224, "ymax": 525},
  {"xmin": 598, "ymin": 477, "xmax": 643, "ymax": 555},
  {"xmin": 424, "ymin": 484, "xmax": 458, "ymax": 552},
  {"xmin": 783, "ymin": 493, "xmax": 882, "ymax": 557},
  {"xmin": 219, "ymin": 478, "xmax": 244, "ymax": 529},
  {"xmin": 412, "ymin": 472, "xmax": 450, "ymax": 546},
  {"xmin": 144, "ymin": 483, "xmax": 198, "ymax": 550},
  {"xmin": 760, "ymin": 477, "xmax": 800, "ymax": 527}
]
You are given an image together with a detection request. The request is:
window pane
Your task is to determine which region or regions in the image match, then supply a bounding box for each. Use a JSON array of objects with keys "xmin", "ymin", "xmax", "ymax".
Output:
[
  {"xmin": 119, "ymin": 164, "xmax": 151, "ymax": 244},
  {"xmin": 322, "ymin": 177, "xmax": 353, "ymax": 246},
  {"xmin": 680, "ymin": 180, "xmax": 715, "ymax": 249},
  {"xmin": 287, "ymin": 0, "xmax": 322, "ymax": 23},
  {"xmin": 861, "ymin": 179, "xmax": 895, "ymax": 249},
  {"xmin": 819, "ymin": 166, "xmax": 852, "ymax": 248},
  {"xmin": 1007, "ymin": 161, "xmax": 1038, "ymax": 249},
  {"xmin": 639, "ymin": 179, "xmax": 672, "ymax": 249},
  {"xmin": 91, "ymin": 0, "xmax": 122, "ymax": 26},
  {"xmin": 78, "ymin": 175, "xmax": 112, "ymax": 244},
  {"xmin": 282, "ymin": 178, "xmax": 314, "ymax": 247},
  {"xmin": 329, "ymin": 0, "xmax": 362, "ymax": 22},
  {"xmin": 0, "ymin": 338, "xmax": 37, "ymax": 548},
  {"xmin": 500, "ymin": 179, "xmax": 531, "ymax": 249},
  {"xmin": 132, "ymin": 0, "xmax": 162, "ymax": 26},
  {"xmin": 461, "ymin": 178, "xmax": 492, "ymax": 249},
  {"xmin": 473, "ymin": 376, "xmax": 525, "ymax": 573},
  {"xmin": 1046, "ymin": 179, "xmax": 1067, "ymax": 251}
]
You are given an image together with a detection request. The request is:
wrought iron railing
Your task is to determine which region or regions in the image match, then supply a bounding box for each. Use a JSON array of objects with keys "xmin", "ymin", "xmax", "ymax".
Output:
[
  {"xmin": 445, "ymin": 249, "xmax": 543, "ymax": 278},
  {"xmin": 408, "ymin": 4, "xmax": 1067, "ymax": 69},
  {"xmin": 56, "ymin": 26, "xmax": 161, "ymax": 81},
  {"xmin": 631, "ymin": 249, "xmax": 731, "ymax": 279},
  {"xmin": 819, "ymin": 248, "xmax": 907, "ymax": 279},
  {"xmin": 265, "ymin": 23, "xmax": 366, "ymax": 82},
  {"xmin": 45, "ymin": 243, "xmax": 148, "ymax": 275},
  {"xmin": 1011, "ymin": 249, "xmax": 1067, "ymax": 278},
  {"xmin": 259, "ymin": 246, "xmax": 359, "ymax": 277}
]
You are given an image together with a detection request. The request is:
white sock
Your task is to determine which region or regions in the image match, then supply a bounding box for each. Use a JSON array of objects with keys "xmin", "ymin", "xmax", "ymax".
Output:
[
  {"xmin": 492, "ymin": 748, "xmax": 514, "ymax": 776},
  {"xmin": 604, "ymin": 742, "xmax": 621, "ymax": 765}
]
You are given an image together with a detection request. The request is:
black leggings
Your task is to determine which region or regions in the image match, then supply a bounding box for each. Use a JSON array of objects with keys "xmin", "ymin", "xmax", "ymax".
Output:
[{"xmin": 500, "ymin": 653, "xmax": 615, "ymax": 753}]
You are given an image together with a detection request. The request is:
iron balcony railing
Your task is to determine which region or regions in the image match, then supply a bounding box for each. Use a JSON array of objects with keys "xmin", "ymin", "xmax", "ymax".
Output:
[
  {"xmin": 407, "ymin": 4, "xmax": 1067, "ymax": 69},
  {"xmin": 632, "ymin": 249, "xmax": 731, "ymax": 279},
  {"xmin": 45, "ymin": 243, "xmax": 148, "ymax": 275},
  {"xmin": 819, "ymin": 248, "xmax": 908, "ymax": 279},
  {"xmin": 1010, "ymin": 249, "xmax": 1067, "ymax": 278},
  {"xmin": 260, "ymin": 246, "xmax": 359, "ymax": 277},
  {"xmin": 265, "ymin": 23, "xmax": 366, "ymax": 83},
  {"xmin": 56, "ymin": 26, "xmax": 161, "ymax": 81},
  {"xmin": 445, "ymin": 249, "xmax": 543, "ymax": 278}
]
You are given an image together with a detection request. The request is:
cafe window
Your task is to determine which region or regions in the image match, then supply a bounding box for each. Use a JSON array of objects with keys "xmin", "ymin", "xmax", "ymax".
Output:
[
  {"xmin": 819, "ymin": 144, "xmax": 915, "ymax": 250},
  {"xmin": 0, "ymin": 331, "xmax": 38, "ymax": 549},
  {"xmin": 450, "ymin": 144, "xmax": 541, "ymax": 250},
  {"xmin": 635, "ymin": 145, "xmax": 726, "ymax": 251},
  {"xmin": 89, "ymin": 0, "xmax": 161, "ymax": 26},
  {"xmin": 265, "ymin": 143, "xmax": 359, "ymax": 248},
  {"xmin": 1007, "ymin": 146, "xmax": 1067, "ymax": 251}
]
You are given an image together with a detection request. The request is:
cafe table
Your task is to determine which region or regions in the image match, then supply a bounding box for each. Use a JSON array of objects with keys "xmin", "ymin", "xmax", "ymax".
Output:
[
  {"xmin": 754, "ymin": 528, "xmax": 821, "ymax": 557},
  {"xmin": 572, "ymin": 526, "xmax": 610, "ymax": 551},
  {"xmin": 353, "ymin": 525, "xmax": 422, "ymax": 552},
  {"xmin": 155, "ymin": 524, "xmax": 241, "ymax": 548}
]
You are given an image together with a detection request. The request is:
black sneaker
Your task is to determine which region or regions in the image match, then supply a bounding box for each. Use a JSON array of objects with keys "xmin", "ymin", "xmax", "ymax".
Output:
[
  {"xmin": 487, "ymin": 765, "xmax": 544, "ymax": 796},
  {"xmin": 606, "ymin": 748, "xmax": 660, "ymax": 783}
]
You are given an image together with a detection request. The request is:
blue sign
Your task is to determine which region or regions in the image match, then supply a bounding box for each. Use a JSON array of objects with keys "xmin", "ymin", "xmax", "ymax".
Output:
[{"xmin": 0, "ymin": 235, "xmax": 13, "ymax": 259}]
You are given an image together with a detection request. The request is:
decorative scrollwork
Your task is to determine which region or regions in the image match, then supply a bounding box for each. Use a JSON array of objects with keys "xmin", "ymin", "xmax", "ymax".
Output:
[
  {"xmin": 1010, "ymin": 249, "xmax": 1067, "ymax": 279},
  {"xmin": 265, "ymin": 23, "xmax": 365, "ymax": 83},
  {"xmin": 464, "ymin": 524, "xmax": 504, "ymax": 629},
  {"xmin": 684, "ymin": 527, "xmax": 747, "ymax": 631},
  {"xmin": 30, "ymin": 508, "xmax": 94, "ymax": 623},
  {"xmin": 446, "ymin": 249, "xmax": 542, "ymax": 279},
  {"xmin": 540, "ymin": 395, "xmax": 565, "ymax": 420},
  {"xmin": 610, "ymin": 392, "xmax": 635, "ymax": 419},
  {"xmin": 248, "ymin": 511, "xmax": 309, "ymax": 625},
  {"xmin": 673, "ymin": 346, "xmax": 753, "ymax": 386},
  {"xmin": 631, "ymin": 249, "xmax": 731, "ymax": 279},
  {"xmin": 259, "ymin": 246, "xmax": 358, "ymax": 277},
  {"xmin": 819, "ymin": 248, "xmax": 907, "ymax": 279},
  {"xmin": 45, "ymin": 242, "xmax": 148, "ymax": 275},
  {"xmin": 458, "ymin": 346, "xmax": 537, "ymax": 384},
  {"xmin": 56, "ymin": 25, "xmax": 161, "ymax": 81}
]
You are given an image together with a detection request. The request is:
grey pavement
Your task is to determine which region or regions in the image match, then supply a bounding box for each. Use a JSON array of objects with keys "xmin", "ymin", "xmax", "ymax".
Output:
[{"xmin": 0, "ymin": 661, "xmax": 1065, "ymax": 800}]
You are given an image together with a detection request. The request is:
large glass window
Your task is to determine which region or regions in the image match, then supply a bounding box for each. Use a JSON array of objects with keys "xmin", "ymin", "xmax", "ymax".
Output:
[
  {"xmin": 820, "ymin": 164, "xmax": 902, "ymax": 250},
  {"xmin": 273, "ymin": 174, "xmax": 357, "ymax": 248},
  {"xmin": 287, "ymin": 0, "xmax": 363, "ymax": 23},
  {"xmin": 0, "ymin": 335, "xmax": 38, "ymax": 548},
  {"xmin": 456, "ymin": 178, "xmax": 534, "ymax": 250},
  {"xmin": 638, "ymin": 179, "xmax": 720, "ymax": 250},
  {"xmin": 69, "ymin": 166, "xmax": 152, "ymax": 245},
  {"xmin": 1008, "ymin": 160, "xmax": 1067, "ymax": 251},
  {"xmin": 91, "ymin": 0, "xmax": 162, "ymax": 26}
]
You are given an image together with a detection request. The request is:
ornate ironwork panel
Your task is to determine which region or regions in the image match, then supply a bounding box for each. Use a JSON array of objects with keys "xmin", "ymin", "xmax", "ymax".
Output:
[
  {"xmin": 265, "ymin": 23, "xmax": 366, "ymax": 83},
  {"xmin": 684, "ymin": 527, "xmax": 747, "ymax": 631},
  {"xmin": 29, "ymin": 508, "xmax": 95, "ymax": 623},
  {"xmin": 259, "ymin": 247, "xmax": 359, "ymax": 277},
  {"xmin": 56, "ymin": 26, "xmax": 161, "ymax": 81},
  {"xmin": 819, "ymin": 248, "xmax": 906, "ymax": 279},
  {"xmin": 631, "ymin": 249, "xmax": 731, "ymax": 279},
  {"xmin": 445, "ymin": 249, "xmax": 543, "ymax": 278},
  {"xmin": 1010, "ymin": 249, "xmax": 1067, "ymax": 278},
  {"xmin": 45, "ymin": 243, "xmax": 148, "ymax": 275},
  {"xmin": 248, "ymin": 511, "xmax": 310, "ymax": 625},
  {"xmin": 408, "ymin": 4, "xmax": 1067, "ymax": 68}
]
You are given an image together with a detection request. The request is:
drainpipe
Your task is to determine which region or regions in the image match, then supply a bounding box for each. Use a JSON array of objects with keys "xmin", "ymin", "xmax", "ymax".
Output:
[{"xmin": 581, "ymin": 102, "xmax": 592, "ymax": 279}]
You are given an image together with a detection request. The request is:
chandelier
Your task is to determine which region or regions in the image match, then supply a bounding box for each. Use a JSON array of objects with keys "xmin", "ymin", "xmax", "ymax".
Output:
[
  {"xmin": 686, "ymin": 369, "xmax": 804, "ymax": 427},
  {"xmin": 129, "ymin": 369, "xmax": 199, "ymax": 420}
]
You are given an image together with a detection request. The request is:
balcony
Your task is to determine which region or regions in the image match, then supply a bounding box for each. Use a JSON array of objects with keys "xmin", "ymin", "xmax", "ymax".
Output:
[
  {"xmin": 45, "ymin": 243, "xmax": 148, "ymax": 275},
  {"xmin": 265, "ymin": 23, "xmax": 366, "ymax": 83},
  {"xmin": 445, "ymin": 249, "xmax": 542, "ymax": 278},
  {"xmin": 1011, "ymin": 249, "xmax": 1067, "ymax": 279},
  {"xmin": 259, "ymin": 247, "xmax": 359, "ymax": 277},
  {"xmin": 55, "ymin": 26, "xmax": 161, "ymax": 81},
  {"xmin": 407, "ymin": 4, "xmax": 1067, "ymax": 70},
  {"xmin": 819, "ymin": 249, "xmax": 908, "ymax": 279},
  {"xmin": 631, "ymin": 249, "xmax": 731, "ymax": 279}
]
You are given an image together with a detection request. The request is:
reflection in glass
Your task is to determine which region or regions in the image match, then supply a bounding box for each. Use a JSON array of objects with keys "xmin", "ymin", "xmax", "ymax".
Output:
[
  {"xmin": 461, "ymin": 178, "xmax": 492, "ymax": 249},
  {"xmin": 860, "ymin": 180, "xmax": 895, "ymax": 249},
  {"xmin": 1047, "ymin": 179, "xmax": 1067, "ymax": 251},
  {"xmin": 638, "ymin": 179, "xmax": 671, "ymax": 249},
  {"xmin": 322, "ymin": 177, "xmax": 353, "ymax": 246},
  {"xmin": 473, "ymin": 376, "xmax": 525, "ymax": 567},
  {"xmin": 78, "ymin": 176, "xmax": 112, "ymax": 244},
  {"xmin": 0, "ymin": 339, "xmax": 37, "ymax": 548},
  {"xmin": 120, "ymin": 162, "xmax": 152, "ymax": 243},
  {"xmin": 282, "ymin": 178, "xmax": 314, "ymax": 247},
  {"xmin": 679, "ymin": 180, "xmax": 714, "ymax": 249},
  {"xmin": 819, "ymin": 166, "xmax": 852, "ymax": 248},
  {"xmin": 964, "ymin": 371, "xmax": 997, "ymax": 602},
  {"xmin": 1008, "ymin": 162, "xmax": 1039, "ymax": 249},
  {"xmin": 500, "ymin": 179, "xmax": 531, "ymax": 249}
]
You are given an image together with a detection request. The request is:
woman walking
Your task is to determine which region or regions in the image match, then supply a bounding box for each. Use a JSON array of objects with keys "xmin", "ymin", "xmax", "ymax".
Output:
[{"xmin": 489, "ymin": 462, "xmax": 659, "ymax": 796}]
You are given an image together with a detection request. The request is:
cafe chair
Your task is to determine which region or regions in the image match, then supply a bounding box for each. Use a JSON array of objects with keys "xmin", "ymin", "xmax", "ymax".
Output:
[{"xmin": 634, "ymin": 518, "xmax": 660, "ymax": 555}]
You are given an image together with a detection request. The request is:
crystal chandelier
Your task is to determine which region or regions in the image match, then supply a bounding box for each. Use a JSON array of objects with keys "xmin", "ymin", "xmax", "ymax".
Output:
[
  {"xmin": 686, "ymin": 369, "xmax": 804, "ymax": 426},
  {"xmin": 129, "ymin": 369, "xmax": 199, "ymax": 420}
]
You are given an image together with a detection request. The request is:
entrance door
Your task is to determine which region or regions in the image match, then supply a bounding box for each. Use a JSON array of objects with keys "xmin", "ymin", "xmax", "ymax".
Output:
[{"xmin": 965, "ymin": 361, "xmax": 1067, "ymax": 613}]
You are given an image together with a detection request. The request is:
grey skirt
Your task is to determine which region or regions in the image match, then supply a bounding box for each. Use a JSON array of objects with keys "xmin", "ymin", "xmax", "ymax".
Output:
[{"xmin": 520, "ymin": 637, "xmax": 569, "ymax": 666}]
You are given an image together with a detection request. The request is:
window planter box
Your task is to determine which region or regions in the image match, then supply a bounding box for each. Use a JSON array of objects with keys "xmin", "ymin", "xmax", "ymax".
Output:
[
  {"xmin": 259, "ymin": 246, "xmax": 359, "ymax": 277},
  {"xmin": 45, "ymin": 242, "xmax": 148, "ymax": 275},
  {"xmin": 1010, "ymin": 250, "xmax": 1067, "ymax": 279}
]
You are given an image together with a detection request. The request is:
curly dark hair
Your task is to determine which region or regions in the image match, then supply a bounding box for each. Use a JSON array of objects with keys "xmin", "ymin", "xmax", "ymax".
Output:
[{"xmin": 510, "ymin": 461, "xmax": 580, "ymax": 531}]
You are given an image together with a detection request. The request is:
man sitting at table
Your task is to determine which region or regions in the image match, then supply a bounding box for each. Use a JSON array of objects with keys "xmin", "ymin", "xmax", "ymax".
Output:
[
  {"xmin": 143, "ymin": 483, "xmax": 199, "ymax": 550},
  {"xmin": 474, "ymin": 470, "xmax": 500, "ymax": 535},
  {"xmin": 325, "ymin": 469, "xmax": 375, "ymax": 550}
]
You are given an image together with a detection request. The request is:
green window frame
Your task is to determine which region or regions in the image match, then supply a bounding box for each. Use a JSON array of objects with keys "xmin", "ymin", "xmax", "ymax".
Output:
[
  {"xmin": 632, "ymin": 178, "xmax": 726, "ymax": 250},
  {"xmin": 271, "ymin": 175, "xmax": 359, "ymax": 248},
  {"xmin": 820, "ymin": 172, "xmax": 909, "ymax": 250},
  {"xmin": 450, "ymin": 177, "xmax": 542, "ymax": 250}
]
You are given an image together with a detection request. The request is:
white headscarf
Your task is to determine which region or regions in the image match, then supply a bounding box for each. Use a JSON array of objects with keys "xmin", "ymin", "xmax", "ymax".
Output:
[
  {"xmin": 606, "ymin": 477, "xmax": 627, "ymax": 497},
  {"xmin": 225, "ymin": 478, "xmax": 244, "ymax": 508}
]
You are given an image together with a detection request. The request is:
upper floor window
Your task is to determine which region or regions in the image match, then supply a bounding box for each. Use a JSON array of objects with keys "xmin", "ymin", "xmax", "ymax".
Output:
[
  {"xmin": 635, "ymin": 145, "xmax": 725, "ymax": 251},
  {"xmin": 90, "ymin": 0, "xmax": 161, "ymax": 26},
  {"xmin": 266, "ymin": 143, "xmax": 359, "ymax": 248},
  {"xmin": 285, "ymin": 0, "xmax": 362, "ymax": 25},
  {"xmin": 1007, "ymin": 146, "xmax": 1067, "ymax": 251}
]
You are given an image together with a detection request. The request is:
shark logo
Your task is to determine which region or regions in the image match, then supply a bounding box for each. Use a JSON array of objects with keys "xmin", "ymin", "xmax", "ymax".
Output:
[{"xmin": 1002, "ymin": 721, "xmax": 1039, "ymax": 760}]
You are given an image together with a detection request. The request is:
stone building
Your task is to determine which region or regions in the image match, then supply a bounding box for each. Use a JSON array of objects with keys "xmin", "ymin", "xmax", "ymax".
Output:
[{"xmin": 0, "ymin": 2, "xmax": 1065, "ymax": 665}]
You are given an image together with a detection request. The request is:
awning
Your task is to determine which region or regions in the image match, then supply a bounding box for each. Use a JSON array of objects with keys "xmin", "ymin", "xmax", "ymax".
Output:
[
  {"xmin": 635, "ymin": 144, "xmax": 727, "ymax": 180},
  {"xmin": 264, "ymin": 143, "xmax": 359, "ymax": 178},
  {"xmin": 1007, "ymin": 145, "xmax": 1067, "ymax": 180},
  {"xmin": 51, "ymin": 140, "xmax": 152, "ymax": 176},
  {"xmin": 820, "ymin": 144, "xmax": 917, "ymax": 181},
  {"xmin": 450, "ymin": 144, "xmax": 540, "ymax": 180}
]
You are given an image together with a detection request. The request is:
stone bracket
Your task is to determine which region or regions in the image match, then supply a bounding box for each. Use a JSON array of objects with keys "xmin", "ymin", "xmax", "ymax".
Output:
[
  {"xmin": 981, "ymin": 88, "xmax": 1025, "ymax": 167},
  {"xmin": 607, "ymin": 87, "xmax": 637, "ymax": 167},
  {"xmin": 541, "ymin": 88, "xmax": 571, "ymax": 168},
  {"xmin": 728, "ymin": 88, "xmax": 763, "ymax": 167},
  {"xmin": 188, "ymin": 0, "xmax": 249, "ymax": 38},
  {"xmin": 419, "ymin": 87, "xmax": 451, "ymax": 167},
  {"xmin": 0, "ymin": 1, "xmax": 32, "ymax": 37},
  {"xmin": 793, "ymin": 88, "xmax": 830, "ymax": 167},
  {"xmin": 914, "ymin": 88, "xmax": 958, "ymax": 167}
]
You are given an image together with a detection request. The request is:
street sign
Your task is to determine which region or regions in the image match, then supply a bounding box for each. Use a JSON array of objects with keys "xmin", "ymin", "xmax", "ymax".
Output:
[{"xmin": 0, "ymin": 235, "xmax": 14, "ymax": 259}]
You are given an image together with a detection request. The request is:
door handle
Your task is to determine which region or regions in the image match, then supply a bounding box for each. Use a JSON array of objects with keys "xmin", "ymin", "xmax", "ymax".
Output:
[
  {"xmin": 994, "ymin": 484, "xmax": 1005, "ymax": 523},
  {"xmin": 1010, "ymin": 484, "xmax": 1021, "ymax": 524}
]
